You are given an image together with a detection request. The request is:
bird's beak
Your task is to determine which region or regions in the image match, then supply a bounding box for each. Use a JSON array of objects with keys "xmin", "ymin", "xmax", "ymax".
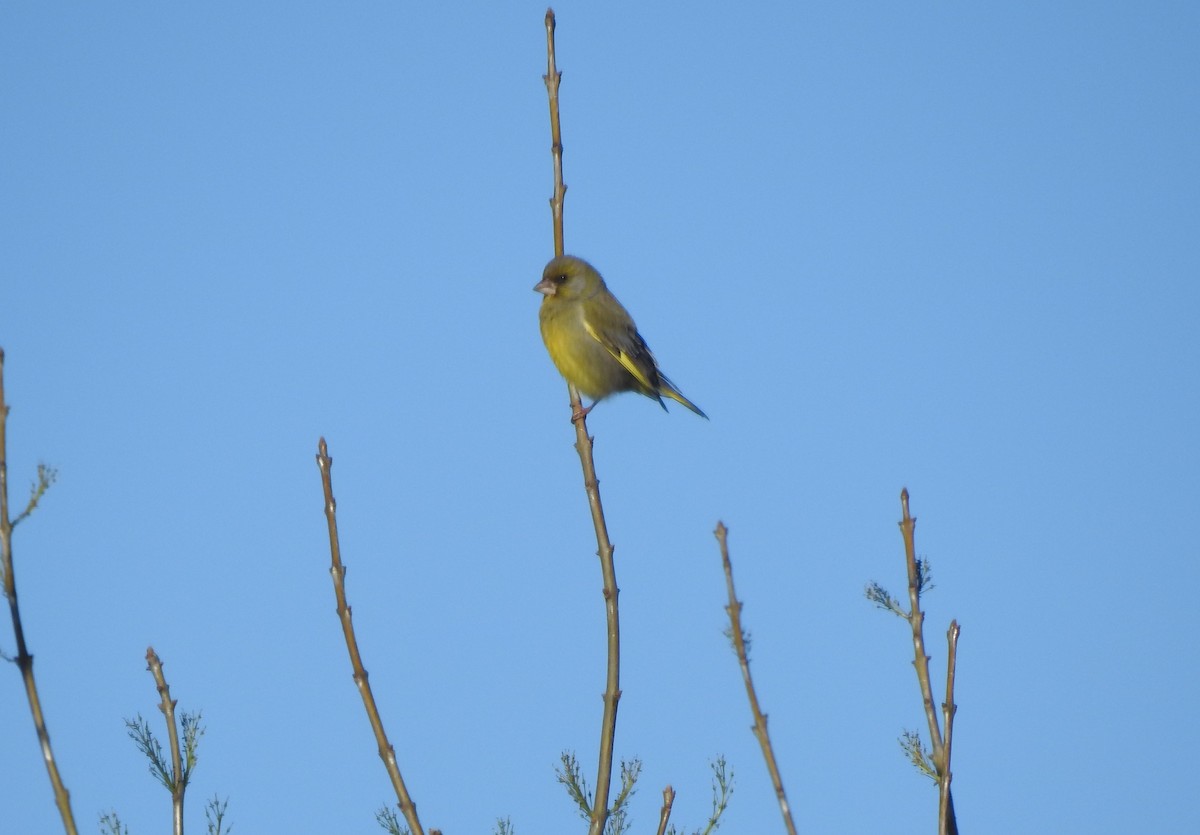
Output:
[{"xmin": 533, "ymin": 277, "xmax": 556, "ymax": 296}]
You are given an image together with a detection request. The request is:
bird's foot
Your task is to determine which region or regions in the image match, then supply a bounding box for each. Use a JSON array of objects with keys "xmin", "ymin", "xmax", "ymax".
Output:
[{"xmin": 571, "ymin": 402, "xmax": 596, "ymax": 423}]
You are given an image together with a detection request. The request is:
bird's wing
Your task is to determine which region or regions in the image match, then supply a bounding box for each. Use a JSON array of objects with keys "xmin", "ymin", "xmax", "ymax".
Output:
[{"xmin": 582, "ymin": 317, "xmax": 661, "ymax": 393}]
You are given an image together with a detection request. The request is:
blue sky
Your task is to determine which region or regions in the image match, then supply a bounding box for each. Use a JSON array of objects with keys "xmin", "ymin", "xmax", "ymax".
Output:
[{"xmin": 2, "ymin": 3, "xmax": 1197, "ymax": 833}]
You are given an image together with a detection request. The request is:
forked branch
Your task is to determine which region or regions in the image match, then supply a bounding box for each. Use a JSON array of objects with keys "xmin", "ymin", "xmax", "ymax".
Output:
[{"xmin": 869, "ymin": 489, "xmax": 960, "ymax": 834}]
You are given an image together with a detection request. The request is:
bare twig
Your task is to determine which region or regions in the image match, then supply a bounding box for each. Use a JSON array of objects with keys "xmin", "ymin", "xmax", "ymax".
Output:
[
  {"xmin": 544, "ymin": 9, "xmax": 567, "ymax": 259},
  {"xmin": 0, "ymin": 348, "xmax": 77, "ymax": 835},
  {"xmin": 715, "ymin": 522, "xmax": 797, "ymax": 835},
  {"xmin": 655, "ymin": 785, "xmax": 676, "ymax": 835},
  {"xmin": 144, "ymin": 648, "xmax": 198, "ymax": 835},
  {"xmin": 894, "ymin": 489, "xmax": 959, "ymax": 835},
  {"xmin": 939, "ymin": 621, "xmax": 960, "ymax": 835},
  {"xmin": 315, "ymin": 438, "xmax": 425, "ymax": 835},
  {"xmin": 898, "ymin": 490, "xmax": 943, "ymax": 758},
  {"xmin": 543, "ymin": 11, "xmax": 622, "ymax": 835}
]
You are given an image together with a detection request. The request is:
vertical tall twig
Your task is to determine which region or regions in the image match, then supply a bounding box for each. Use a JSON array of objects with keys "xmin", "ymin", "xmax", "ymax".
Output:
[
  {"xmin": 0, "ymin": 348, "xmax": 78, "ymax": 835},
  {"xmin": 655, "ymin": 785, "xmax": 676, "ymax": 835},
  {"xmin": 898, "ymin": 490, "xmax": 943, "ymax": 758},
  {"xmin": 316, "ymin": 438, "xmax": 426, "ymax": 835},
  {"xmin": 896, "ymin": 489, "xmax": 959, "ymax": 835},
  {"xmin": 543, "ymin": 11, "xmax": 622, "ymax": 835},
  {"xmin": 544, "ymin": 8, "xmax": 567, "ymax": 261},
  {"xmin": 939, "ymin": 621, "xmax": 960, "ymax": 835},
  {"xmin": 145, "ymin": 648, "xmax": 187, "ymax": 835},
  {"xmin": 715, "ymin": 522, "xmax": 798, "ymax": 835}
]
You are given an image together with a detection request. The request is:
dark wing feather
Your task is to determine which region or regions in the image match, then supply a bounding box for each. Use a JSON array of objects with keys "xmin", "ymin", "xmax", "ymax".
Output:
[{"xmin": 582, "ymin": 318, "xmax": 667, "ymax": 405}]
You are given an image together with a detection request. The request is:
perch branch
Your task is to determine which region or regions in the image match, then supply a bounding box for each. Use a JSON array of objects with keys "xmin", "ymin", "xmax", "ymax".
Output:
[{"xmin": 543, "ymin": 11, "xmax": 623, "ymax": 835}]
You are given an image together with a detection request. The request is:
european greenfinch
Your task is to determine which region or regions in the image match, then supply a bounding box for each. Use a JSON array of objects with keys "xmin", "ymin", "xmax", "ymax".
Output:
[{"xmin": 534, "ymin": 255, "xmax": 707, "ymax": 420}]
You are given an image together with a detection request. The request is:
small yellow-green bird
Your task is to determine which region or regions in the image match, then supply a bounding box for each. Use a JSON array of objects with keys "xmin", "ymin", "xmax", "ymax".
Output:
[{"xmin": 534, "ymin": 255, "xmax": 707, "ymax": 420}]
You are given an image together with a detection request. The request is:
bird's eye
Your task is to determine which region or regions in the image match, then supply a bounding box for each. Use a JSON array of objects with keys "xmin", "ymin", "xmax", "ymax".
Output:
[{"xmin": 553, "ymin": 274, "xmax": 568, "ymax": 284}]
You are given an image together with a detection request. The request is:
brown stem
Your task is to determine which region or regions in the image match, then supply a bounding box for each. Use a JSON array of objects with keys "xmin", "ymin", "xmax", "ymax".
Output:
[
  {"xmin": 655, "ymin": 785, "xmax": 676, "ymax": 835},
  {"xmin": 543, "ymin": 12, "xmax": 621, "ymax": 834},
  {"xmin": 316, "ymin": 438, "xmax": 425, "ymax": 835},
  {"xmin": 716, "ymin": 522, "xmax": 798, "ymax": 835},
  {"xmin": 145, "ymin": 648, "xmax": 186, "ymax": 835},
  {"xmin": 939, "ymin": 621, "xmax": 961, "ymax": 835},
  {"xmin": 0, "ymin": 348, "xmax": 78, "ymax": 835},
  {"xmin": 898, "ymin": 489, "xmax": 959, "ymax": 835},
  {"xmin": 543, "ymin": 8, "xmax": 567, "ymax": 259},
  {"xmin": 898, "ymin": 489, "xmax": 943, "ymax": 756}
]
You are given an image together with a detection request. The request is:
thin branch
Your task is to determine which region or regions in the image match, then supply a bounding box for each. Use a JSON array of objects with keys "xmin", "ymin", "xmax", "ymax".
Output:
[
  {"xmin": 543, "ymin": 8, "xmax": 567, "ymax": 259},
  {"xmin": 939, "ymin": 621, "xmax": 960, "ymax": 835},
  {"xmin": 315, "ymin": 438, "xmax": 425, "ymax": 835},
  {"xmin": 715, "ymin": 522, "xmax": 797, "ymax": 835},
  {"xmin": 543, "ymin": 11, "xmax": 622, "ymax": 835},
  {"xmin": 0, "ymin": 347, "xmax": 78, "ymax": 835},
  {"xmin": 145, "ymin": 647, "xmax": 188, "ymax": 835},
  {"xmin": 655, "ymin": 785, "xmax": 675, "ymax": 835},
  {"xmin": 898, "ymin": 489, "xmax": 943, "ymax": 758},
  {"xmin": 894, "ymin": 489, "xmax": 959, "ymax": 835}
]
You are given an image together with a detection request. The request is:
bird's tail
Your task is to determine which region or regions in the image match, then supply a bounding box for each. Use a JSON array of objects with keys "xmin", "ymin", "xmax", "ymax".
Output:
[{"xmin": 659, "ymin": 377, "xmax": 708, "ymax": 419}]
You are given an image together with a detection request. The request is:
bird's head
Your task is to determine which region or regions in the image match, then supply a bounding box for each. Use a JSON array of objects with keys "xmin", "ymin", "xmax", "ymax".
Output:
[{"xmin": 534, "ymin": 255, "xmax": 603, "ymax": 301}]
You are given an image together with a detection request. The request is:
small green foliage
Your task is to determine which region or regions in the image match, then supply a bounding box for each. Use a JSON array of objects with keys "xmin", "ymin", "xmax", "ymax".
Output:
[
  {"xmin": 606, "ymin": 804, "xmax": 630, "ymax": 835},
  {"xmin": 605, "ymin": 759, "xmax": 642, "ymax": 835},
  {"xmin": 867, "ymin": 558, "xmax": 937, "ymax": 616},
  {"xmin": 99, "ymin": 810, "xmax": 129, "ymax": 835},
  {"xmin": 705, "ymin": 756, "xmax": 733, "ymax": 833},
  {"xmin": 493, "ymin": 816, "xmax": 515, "ymax": 835},
  {"xmin": 721, "ymin": 625, "xmax": 752, "ymax": 660},
  {"xmin": 205, "ymin": 794, "xmax": 232, "ymax": 835},
  {"xmin": 556, "ymin": 751, "xmax": 643, "ymax": 834},
  {"xmin": 12, "ymin": 462, "xmax": 57, "ymax": 527},
  {"xmin": 125, "ymin": 710, "xmax": 205, "ymax": 792},
  {"xmin": 126, "ymin": 714, "xmax": 172, "ymax": 790},
  {"xmin": 180, "ymin": 710, "xmax": 205, "ymax": 787},
  {"xmin": 665, "ymin": 757, "xmax": 734, "ymax": 835},
  {"xmin": 375, "ymin": 805, "xmax": 409, "ymax": 835},
  {"xmin": 915, "ymin": 558, "xmax": 935, "ymax": 595},
  {"xmin": 864, "ymin": 581, "xmax": 905, "ymax": 617},
  {"xmin": 556, "ymin": 751, "xmax": 592, "ymax": 819},
  {"xmin": 899, "ymin": 730, "xmax": 938, "ymax": 782},
  {"xmin": 611, "ymin": 759, "xmax": 641, "ymax": 814}
]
